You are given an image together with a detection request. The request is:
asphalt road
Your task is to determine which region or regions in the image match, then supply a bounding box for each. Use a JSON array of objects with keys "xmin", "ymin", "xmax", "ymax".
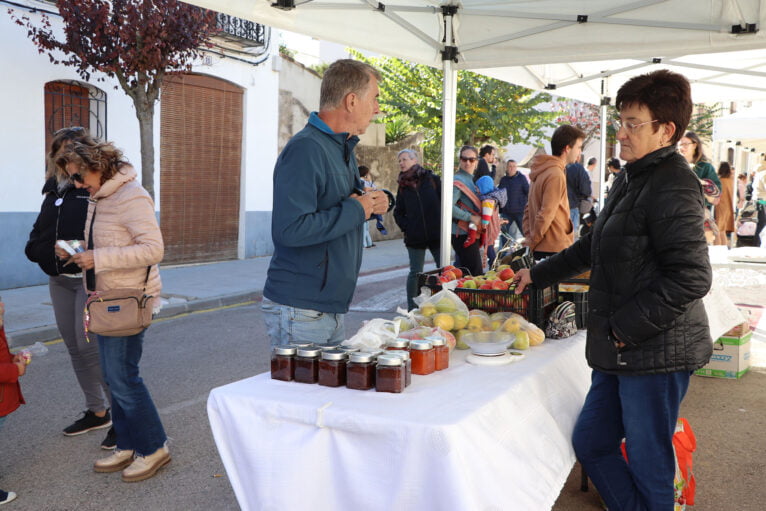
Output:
[{"xmin": 2, "ymin": 266, "xmax": 764, "ymax": 510}]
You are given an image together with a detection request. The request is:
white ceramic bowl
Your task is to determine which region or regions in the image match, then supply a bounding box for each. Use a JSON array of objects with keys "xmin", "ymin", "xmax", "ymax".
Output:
[{"xmin": 462, "ymin": 331, "xmax": 513, "ymax": 355}]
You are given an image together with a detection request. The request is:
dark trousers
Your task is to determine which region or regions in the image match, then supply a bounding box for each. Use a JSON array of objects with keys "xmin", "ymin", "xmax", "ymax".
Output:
[
  {"xmin": 573, "ymin": 369, "xmax": 690, "ymax": 511},
  {"xmin": 451, "ymin": 234, "xmax": 482, "ymax": 276}
]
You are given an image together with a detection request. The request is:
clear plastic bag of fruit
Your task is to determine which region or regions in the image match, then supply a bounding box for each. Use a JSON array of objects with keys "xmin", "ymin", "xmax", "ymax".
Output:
[
  {"xmin": 342, "ymin": 318, "xmax": 400, "ymax": 351},
  {"xmin": 397, "ymin": 326, "xmax": 457, "ymax": 351},
  {"xmin": 499, "ymin": 313, "xmax": 545, "ymax": 348},
  {"xmin": 410, "ymin": 288, "xmax": 469, "ymax": 333}
]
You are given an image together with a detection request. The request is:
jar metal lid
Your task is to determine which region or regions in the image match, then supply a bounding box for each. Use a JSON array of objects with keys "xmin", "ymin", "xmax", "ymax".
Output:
[
  {"xmin": 288, "ymin": 342, "xmax": 314, "ymax": 349},
  {"xmin": 386, "ymin": 338, "xmax": 410, "ymax": 348},
  {"xmin": 409, "ymin": 340, "xmax": 434, "ymax": 350},
  {"xmin": 321, "ymin": 349, "xmax": 348, "ymax": 361},
  {"xmin": 425, "ymin": 335, "xmax": 446, "ymax": 346},
  {"xmin": 337, "ymin": 345, "xmax": 359, "ymax": 354},
  {"xmin": 273, "ymin": 346, "xmax": 297, "ymax": 356},
  {"xmin": 386, "ymin": 350, "xmax": 410, "ymax": 361},
  {"xmin": 349, "ymin": 351, "xmax": 375, "ymax": 363},
  {"xmin": 377, "ymin": 354, "xmax": 403, "ymax": 366},
  {"xmin": 296, "ymin": 347, "xmax": 323, "ymax": 358}
]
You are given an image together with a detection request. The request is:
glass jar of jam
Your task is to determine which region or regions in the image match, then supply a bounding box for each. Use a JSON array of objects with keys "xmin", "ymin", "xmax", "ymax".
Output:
[
  {"xmin": 318, "ymin": 349, "xmax": 348, "ymax": 387},
  {"xmin": 271, "ymin": 346, "xmax": 297, "ymax": 381},
  {"xmin": 294, "ymin": 346, "xmax": 322, "ymax": 384},
  {"xmin": 386, "ymin": 350, "xmax": 412, "ymax": 387},
  {"xmin": 426, "ymin": 336, "xmax": 450, "ymax": 371},
  {"xmin": 375, "ymin": 355, "xmax": 405, "ymax": 393},
  {"xmin": 385, "ymin": 338, "xmax": 410, "ymax": 351},
  {"xmin": 409, "ymin": 340, "xmax": 436, "ymax": 375},
  {"xmin": 346, "ymin": 351, "xmax": 376, "ymax": 390}
]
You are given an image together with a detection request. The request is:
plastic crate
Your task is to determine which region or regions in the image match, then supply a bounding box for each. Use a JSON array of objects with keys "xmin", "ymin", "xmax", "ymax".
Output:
[
  {"xmin": 559, "ymin": 291, "xmax": 588, "ymax": 329},
  {"xmin": 416, "ymin": 267, "xmax": 558, "ymax": 328}
]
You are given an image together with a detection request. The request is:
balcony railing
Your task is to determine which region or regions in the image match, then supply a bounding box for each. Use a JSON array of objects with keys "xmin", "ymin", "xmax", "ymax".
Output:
[{"xmin": 215, "ymin": 13, "xmax": 266, "ymax": 47}]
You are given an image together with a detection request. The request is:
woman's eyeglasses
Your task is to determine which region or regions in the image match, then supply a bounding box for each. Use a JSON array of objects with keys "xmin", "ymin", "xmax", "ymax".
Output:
[
  {"xmin": 460, "ymin": 156, "xmax": 478, "ymax": 163},
  {"xmin": 677, "ymin": 141, "xmax": 695, "ymax": 147},
  {"xmin": 613, "ymin": 119, "xmax": 658, "ymax": 134}
]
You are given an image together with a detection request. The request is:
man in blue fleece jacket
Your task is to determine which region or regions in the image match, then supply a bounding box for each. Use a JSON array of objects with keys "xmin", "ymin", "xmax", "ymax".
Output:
[{"xmin": 262, "ymin": 59, "xmax": 388, "ymax": 346}]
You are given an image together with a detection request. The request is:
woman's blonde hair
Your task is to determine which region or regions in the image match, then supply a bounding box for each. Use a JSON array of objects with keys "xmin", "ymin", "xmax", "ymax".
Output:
[
  {"xmin": 47, "ymin": 127, "xmax": 98, "ymax": 184},
  {"xmin": 56, "ymin": 139, "xmax": 129, "ymax": 185}
]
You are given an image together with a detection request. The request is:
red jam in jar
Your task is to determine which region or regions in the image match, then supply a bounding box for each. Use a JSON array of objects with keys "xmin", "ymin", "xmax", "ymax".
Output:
[
  {"xmin": 426, "ymin": 335, "xmax": 450, "ymax": 371},
  {"xmin": 375, "ymin": 355, "xmax": 405, "ymax": 393},
  {"xmin": 346, "ymin": 351, "xmax": 376, "ymax": 390},
  {"xmin": 271, "ymin": 346, "xmax": 297, "ymax": 381},
  {"xmin": 318, "ymin": 349, "xmax": 348, "ymax": 387},
  {"xmin": 386, "ymin": 350, "xmax": 411, "ymax": 387},
  {"xmin": 294, "ymin": 346, "xmax": 322, "ymax": 384},
  {"xmin": 409, "ymin": 340, "xmax": 435, "ymax": 375}
]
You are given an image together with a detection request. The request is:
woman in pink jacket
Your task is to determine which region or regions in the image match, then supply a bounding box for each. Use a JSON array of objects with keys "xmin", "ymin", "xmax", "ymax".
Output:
[{"xmin": 55, "ymin": 140, "xmax": 170, "ymax": 483}]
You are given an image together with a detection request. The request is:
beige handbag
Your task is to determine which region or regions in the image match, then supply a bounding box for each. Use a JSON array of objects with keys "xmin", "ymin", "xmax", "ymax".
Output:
[{"xmin": 84, "ymin": 284, "xmax": 153, "ymax": 338}]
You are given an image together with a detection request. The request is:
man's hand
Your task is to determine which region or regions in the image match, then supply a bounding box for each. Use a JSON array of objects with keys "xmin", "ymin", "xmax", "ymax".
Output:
[
  {"xmin": 71, "ymin": 250, "xmax": 95, "ymax": 271},
  {"xmin": 351, "ymin": 190, "xmax": 388, "ymax": 218},
  {"xmin": 513, "ymin": 268, "xmax": 532, "ymax": 294}
]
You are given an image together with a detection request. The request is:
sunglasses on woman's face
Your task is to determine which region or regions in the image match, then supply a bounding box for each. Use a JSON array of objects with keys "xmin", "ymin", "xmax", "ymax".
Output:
[
  {"xmin": 460, "ymin": 156, "xmax": 477, "ymax": 163},
  {"xmin": 68, "ymin": 172, "xmax": 85, "ymax": 184}
]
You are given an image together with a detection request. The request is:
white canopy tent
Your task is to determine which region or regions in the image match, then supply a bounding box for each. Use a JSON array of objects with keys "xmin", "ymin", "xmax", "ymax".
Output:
[{"xmin": 186, "ymin": 0, "xmax": 766, "ymax": 263}]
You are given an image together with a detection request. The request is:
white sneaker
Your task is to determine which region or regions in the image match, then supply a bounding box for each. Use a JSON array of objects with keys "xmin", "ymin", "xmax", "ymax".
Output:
[
  {"xmin": 0, "ymin": 491, "xmax": 17, "ymax": 506},
  {"xmin": 94, "ymin": 449, "xmax": 134, "ymax": 473},
  {"xmin": 121, "ymin": 445, "xmax": 171, "ymax": 482}
]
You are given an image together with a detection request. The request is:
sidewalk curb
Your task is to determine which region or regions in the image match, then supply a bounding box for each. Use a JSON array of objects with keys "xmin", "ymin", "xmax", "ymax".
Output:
[{"xmin": 8, "ymin": 291, "xmax": 264, "ymax": 349}]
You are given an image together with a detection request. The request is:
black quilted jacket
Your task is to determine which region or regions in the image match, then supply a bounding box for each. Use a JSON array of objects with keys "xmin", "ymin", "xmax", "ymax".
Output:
[{"xmin": 531, "ymin": 146, "xmax": 713, "ymax": 375}]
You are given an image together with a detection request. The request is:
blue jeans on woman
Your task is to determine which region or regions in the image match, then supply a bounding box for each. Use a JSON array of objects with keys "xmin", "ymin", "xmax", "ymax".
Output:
[
  {"xmin": 406, "ymin": 243, "xmax": 440, "ymax": 310},
  {"xmin": 572, "ymin": 369, "xmax": 690, "ymax": 511},
  {"xmin": 98, "ymin": 329, "xmax": 166, "ymax": 456}
]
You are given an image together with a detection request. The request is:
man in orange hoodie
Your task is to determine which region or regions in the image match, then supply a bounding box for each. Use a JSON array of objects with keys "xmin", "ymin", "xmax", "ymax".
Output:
[{"xmin": 523, "ymin": 125, "xmax": 585, "ymax": 260}]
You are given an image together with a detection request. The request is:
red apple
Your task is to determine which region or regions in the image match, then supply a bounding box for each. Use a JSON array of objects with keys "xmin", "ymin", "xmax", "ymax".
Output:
[
  {"xmin": 452, "ymin": 268, "xmax": 463, "ymax": 279},
  {"xmin": 480, "ymin": 282, "xmax": 494, "ymax": 290},
  {"xmin": 498, "ymin": 268, "xmax": 515, "ymax": 281},
  {"xmin": 491, "ymin": 279, "xmax": 510, "ymax": 290}
]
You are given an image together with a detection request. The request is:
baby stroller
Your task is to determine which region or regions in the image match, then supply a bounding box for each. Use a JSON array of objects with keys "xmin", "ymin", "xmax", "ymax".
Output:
[{"xmin": 735, "ymin": 200, "xmax": 759, "ymax": 247}]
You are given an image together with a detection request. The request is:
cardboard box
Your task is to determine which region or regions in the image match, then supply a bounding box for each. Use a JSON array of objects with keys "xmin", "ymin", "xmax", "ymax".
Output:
[{"xmin": 695, "ymin": 331, "xmax": 752, "ymax": 379}]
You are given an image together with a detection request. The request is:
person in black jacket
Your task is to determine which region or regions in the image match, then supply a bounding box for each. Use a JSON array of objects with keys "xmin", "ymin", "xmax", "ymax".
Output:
[
  {"xmin": 498, "ymin": 159, "xmax": 529, "ymax": 241},
  {"xmin": 473, "ymin": 145, "xmax": 496, "ymax": 183},
  {"xmin": 25, "ymin": 127, "xmax": 113, "ymax": 448},
  {"xmin": 514, "ymin": 70, "xmax": 711, "ymax": 510},
  {"xmin": 393, "ymin": 149, "xmax": 441, "ymax": 310}
]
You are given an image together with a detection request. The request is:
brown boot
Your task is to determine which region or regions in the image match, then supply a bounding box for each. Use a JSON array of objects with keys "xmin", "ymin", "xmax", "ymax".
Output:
[
  {"xmin": 94, "ymin": 449, "xmax": 134, "ymax": 473},
  {"xmin": 121, "ymin": 445, "xmax": 171, "ymax": 483}
]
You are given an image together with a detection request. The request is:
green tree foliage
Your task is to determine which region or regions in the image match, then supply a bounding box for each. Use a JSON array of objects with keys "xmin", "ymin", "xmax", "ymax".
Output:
[
  {"xmin": 687, "ymin": 103, "xmax": 723, "ymax": 141},
  {"xmin": 350, "ymin": 51, "xmax": 555, "ymax": 171}
]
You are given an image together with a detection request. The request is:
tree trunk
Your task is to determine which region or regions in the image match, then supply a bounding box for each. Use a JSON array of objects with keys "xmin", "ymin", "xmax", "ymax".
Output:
[{"xmin": 135, "ymin": 102, "xmax": 156, "ymax": 201}]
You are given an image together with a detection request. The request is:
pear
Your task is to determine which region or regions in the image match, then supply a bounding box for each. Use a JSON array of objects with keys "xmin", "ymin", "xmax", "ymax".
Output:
[{"xmin": 512, "ymin": 330, "xmax": 530, "ymax": 350}]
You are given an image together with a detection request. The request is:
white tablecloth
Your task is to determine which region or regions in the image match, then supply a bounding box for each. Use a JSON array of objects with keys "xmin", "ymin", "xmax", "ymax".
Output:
[{"xmin": 208, "ymin": 332, "xmax": 591, "ymax": 511}]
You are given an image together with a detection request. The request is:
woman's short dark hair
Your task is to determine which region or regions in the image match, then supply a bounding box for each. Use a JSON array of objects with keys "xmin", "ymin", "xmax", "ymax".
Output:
[
  {"xmin": 479, "ymin": 145, "xmax": 495, "ymax": 157},
  {"xmin": 56, "ymin": 140, "xmax": 129, "ymax": 185},
  {"xmin": 615, "ymin": 69, "xmax": 692, "ymax": 146},
  {"xmin": 683, "ymin": 131, "xmax": 708, "ymax": 164},
  {"xmin": 607, "ymin": 158, "xmax": 621, "ymax": 170},
  {"xmin": 718, "ymin": 161, "xmax": 732, "ymax": 178},
  {"xmin": 459, "ymin": 145, "xmax": 478, "ymax": 158},
  {"xmin": 358, "ymin": 165, "xmax": 370, "ymax": 178}
]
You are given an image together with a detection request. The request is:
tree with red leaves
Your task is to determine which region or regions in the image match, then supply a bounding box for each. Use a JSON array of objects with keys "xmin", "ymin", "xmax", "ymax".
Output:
[{"xmin": 13, "ymin": 0, "xmax": 219, "ymax": 199}]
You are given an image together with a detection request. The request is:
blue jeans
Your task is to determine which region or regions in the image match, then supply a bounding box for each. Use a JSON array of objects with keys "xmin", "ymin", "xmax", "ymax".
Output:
[
  {"xmin": 98, "ymin": 330, "xmax": 167, "ymax": 456},
  {"xmin": 406, "ymin": 243, "xmax": 440, "ymax": 311},
  {"xmin": 573, "ymin": 369, "xmax": 690, "ymax": 511},
  {"xmin": 570, "ymin": 208, "xmax": 580, "ymax": 237},
  {"xmin": 261, "ymin": 298, "xmax": 345, "ymax": 347},
  {"xmin": 362, "ymin": 221, "xmax": 373, "ymax": 248}
]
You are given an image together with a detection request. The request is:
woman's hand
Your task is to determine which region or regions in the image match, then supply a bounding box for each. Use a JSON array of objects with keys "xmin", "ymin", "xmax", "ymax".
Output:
[
  {"xmin": 71, "ymin": 250, "xmax": 95, "ymax": 270},
  {"xmin": 470, "ymin": 215, "xmax": 481, "ymax": 225},
  {"xmin": 54, "ymin": 241, "xmax": 71, "ymax": 260},
  {"xmin": 513, "ymin": 269, "xmax": 532, "ymax": 294}
]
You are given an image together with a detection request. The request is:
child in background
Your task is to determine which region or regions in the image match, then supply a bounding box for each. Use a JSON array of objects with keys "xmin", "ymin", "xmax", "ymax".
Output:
[
  {"xmin": 359, "ymin": 166, "xmax": 388, "ymax": 247},
  {"xmin": 1, "ymin": 300, "xmax": 26, "ymax": 506},
  {"xmin": 475, "ymin": 176, "xmax": 508, "ymax": 269}
]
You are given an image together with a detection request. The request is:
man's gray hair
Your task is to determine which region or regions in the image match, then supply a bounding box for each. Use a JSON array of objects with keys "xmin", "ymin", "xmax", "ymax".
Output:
[
  {"xmin": 320, "ymin": 59, "xmax": 382, "ymax": 111},
  {"xmin": 397, "ymin": 149, "xmax": 418, "ymax": 161}
]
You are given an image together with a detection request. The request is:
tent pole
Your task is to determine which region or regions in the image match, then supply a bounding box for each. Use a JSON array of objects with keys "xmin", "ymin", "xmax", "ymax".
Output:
[
  {"xmin": 598, "ymin": 85, "xmax": 609, "ymax": 209},
  {"xmin": 439, "ymin": 11, "xmax": 458, "ymax": 271}
]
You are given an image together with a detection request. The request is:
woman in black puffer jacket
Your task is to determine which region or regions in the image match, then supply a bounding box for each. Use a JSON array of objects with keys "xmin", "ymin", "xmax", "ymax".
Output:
[
  {"xmin": 25, "ymin": 127, "xmax": 112, "ymax": 446},
  {"xmin": 393, "ymin": 149, "xmax": 441, "ymax": 310},
  {"xmin": 514, "ymin": 70, "xmax": 711, "ymax": 510}
]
